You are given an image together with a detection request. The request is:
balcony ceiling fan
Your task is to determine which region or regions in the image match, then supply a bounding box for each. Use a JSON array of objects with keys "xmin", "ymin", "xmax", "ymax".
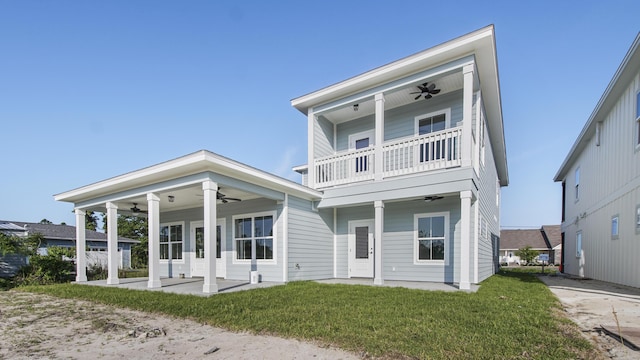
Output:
[{"xmin": 411, "ymin": 82, "xmax": 441, "ymax": 100}]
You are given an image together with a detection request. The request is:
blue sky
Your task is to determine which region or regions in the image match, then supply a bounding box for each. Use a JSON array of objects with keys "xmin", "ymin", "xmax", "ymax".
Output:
[{"xmin": 0, "ymin": 1, "xmax": 638, "ymax": 228}]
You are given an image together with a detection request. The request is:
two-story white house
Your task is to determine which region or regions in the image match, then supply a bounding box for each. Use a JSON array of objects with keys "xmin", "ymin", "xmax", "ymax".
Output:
[
  {"xmin": 54, "ymin": 25, "xmax": 507, "ymax": 293},
  {"xmin": 554, "ymin": 32, "xmax": 640, "ymax": 288}
]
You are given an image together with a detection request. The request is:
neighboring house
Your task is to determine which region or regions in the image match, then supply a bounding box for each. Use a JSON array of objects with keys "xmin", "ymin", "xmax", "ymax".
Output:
[
  {"xmin": 54, "ymin": 25, "xmax": 507, "ymax": 293},
  {"xmin": 499, "ymin": 225, "xmax": 561, "ymax": 265},
  {"xmin": 0, "ymin": 220, "xmax": 138, "ymax": 277},
  {"xmin": 554, "ymin": 32, "xmax": 640, "ymax": 288}
]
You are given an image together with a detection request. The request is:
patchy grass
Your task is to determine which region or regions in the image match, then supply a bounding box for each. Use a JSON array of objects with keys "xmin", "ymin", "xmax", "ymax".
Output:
[
  {"xmin": 19, "ymin": 271, "xmax": 598, "ymax": 359},
  {"xmin": 503, "ymin": 266, "xmax": 559, "ymax": 275}
]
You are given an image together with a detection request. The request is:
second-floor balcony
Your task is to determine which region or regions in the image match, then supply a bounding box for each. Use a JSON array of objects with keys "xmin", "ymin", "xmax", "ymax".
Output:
[{"xmin": 314, "ymin": 126, "xmax": 463, "ymax": 188}]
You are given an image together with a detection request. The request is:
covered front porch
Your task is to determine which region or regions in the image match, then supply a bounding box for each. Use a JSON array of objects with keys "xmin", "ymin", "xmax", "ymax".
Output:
[{"xmin": 54, "ymin": 150, "xmax": 322, "ymax": 295}]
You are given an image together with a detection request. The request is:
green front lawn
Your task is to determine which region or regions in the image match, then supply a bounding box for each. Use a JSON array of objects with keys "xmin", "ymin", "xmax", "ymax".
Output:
[{"xmin": 19, "ymin": 271, "xmax": 597, "ymax": 359}]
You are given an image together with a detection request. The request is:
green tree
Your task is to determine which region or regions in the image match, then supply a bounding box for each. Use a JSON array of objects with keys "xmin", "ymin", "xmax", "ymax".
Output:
[
  {"xmin": 85, "ymin": 211, "xmax": 99, "ymax": 231},
  {"xmin": 118, "ymin": 215, "xmax": 148, "ymax": 269},
  {"xmin": 515, "ymin": 246, "xmax": 539, "ymax": 265},
  {"xmin": 0, "ymin": 232, "xmax": 41, "ymax": 256},
  {"xmin": 39, "ymin": 219, "xmax": 53, "ymax": 224}
]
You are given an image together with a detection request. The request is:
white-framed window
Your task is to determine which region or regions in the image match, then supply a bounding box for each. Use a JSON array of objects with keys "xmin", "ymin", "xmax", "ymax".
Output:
[
  {"xmin": 611, "ymin": 215, "xmax": 619, "ymax": 240},
  {"xmin": 233, "ymin": 211, "xmax": 276, "ymax": 263},
  {"xmin": 415, "ymin": 108, "xmax": 451, "ymax": 136},
  {"xmin": 415, "ymin": 108, "xmax": 453, "ymax": 163},
  {"xmin": 414, "ymin": 212, "xmax": 449, "ymax": 264},
  {"xmin": 160, "ymin": 222, "xmax": 184, "ymax": 261},
  {"xmin": 636, "ymin": 205, "xmax": 640, "ymax": 234},
  {"xmin": 576, "ymin": 231, "xmax": 582, "ymax": 258},
  {"xmin": 348, "ymin": 129, "xmax": 375, "ymax": 150},
  {"xmin": 574, "ymin": 167, "xmax": 580, "ymax": 202}
]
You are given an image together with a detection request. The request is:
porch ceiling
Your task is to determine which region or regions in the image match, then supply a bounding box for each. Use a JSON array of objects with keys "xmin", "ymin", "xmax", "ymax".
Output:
[
  {"xmin": 99, "ymin": 185, "xmax": 261, "ymax": 216},
  {"xmin": 320, "ymin": 71, "xmax": 463, "ymax": 124}
]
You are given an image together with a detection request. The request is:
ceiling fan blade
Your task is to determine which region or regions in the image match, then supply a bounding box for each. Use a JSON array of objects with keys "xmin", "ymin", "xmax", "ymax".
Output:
[
  {"xmin": 409, "ymin": 91, "xmax": 421, "ymax": 94},
  {"xmin": 430, "ymin": 89, "xmax": 441, "ymax": 94},
  {"xmin": 427, "ymin": 83, "xmax": 436, "ymax": 91},
  {"xmin": 224, "ymin": 197, "xmax": 241, "ymax": 202},
  {"xmin": 421, "ymin": 82, "xmax": 429, "ymax": 88},
  {"xmin": 221, "ymin": 198, "xmax": 228, "ymax": 204},
  {"xmin": 414, "ymin": 94, "xmax": 422, "ymax": 100}
]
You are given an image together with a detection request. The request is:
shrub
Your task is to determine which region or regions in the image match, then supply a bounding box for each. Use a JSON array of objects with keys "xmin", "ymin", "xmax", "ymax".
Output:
[{"xmin": 14, "ymin": 246, "xmax": 75, "ymax": 286}]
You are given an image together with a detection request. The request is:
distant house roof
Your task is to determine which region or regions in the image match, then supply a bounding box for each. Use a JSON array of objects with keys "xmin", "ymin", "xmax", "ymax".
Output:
[
  {"xmin": 541, "ymin": 225, "xmax": 562, "ymax": 248},
  {"xmin": 0, "ymin": 221, "xmax": 138, "ymax": 244},
  {"xmin": 500, "ymin": 225, "xmax": 562, "ymax": 251},
  {"xmin": 500, "ymin": 229, "xmax": 548, "ymax": 251}
]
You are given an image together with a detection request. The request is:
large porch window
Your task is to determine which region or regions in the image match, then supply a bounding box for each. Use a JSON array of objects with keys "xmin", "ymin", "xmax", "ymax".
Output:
[
  {"xmin": 414, "ymin": 212, "xmax": 449, "ymax": 263},
  {"xmin": 160, "ymin": 222, "xmax": 184, "ymax": 260},
  {"xmin": 233, "ymin": 212, "xmax": 275, "ymax": 262}
]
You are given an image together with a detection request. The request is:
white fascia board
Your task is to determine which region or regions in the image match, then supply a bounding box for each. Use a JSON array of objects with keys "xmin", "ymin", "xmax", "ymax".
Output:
[
  {"xmin": 55, "ymin": 150, "xmax": 322, "ymax": 204},
  {"xmin": 291, "ymin": 25, "xmax": 496, "ymax": 114},
  {"xmin": 554, "ymin": 32, "xmax": 640, "ymax": 182}
]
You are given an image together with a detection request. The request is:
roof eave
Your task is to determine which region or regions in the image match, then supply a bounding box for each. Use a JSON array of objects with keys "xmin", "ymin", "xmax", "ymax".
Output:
[
  {"xmin": 554, "ymin": 32, "xmax": 640, "ymax": 182},
  {"xmin": 54, "ymin": 150, "xmax": 322, "ymax": 205}
]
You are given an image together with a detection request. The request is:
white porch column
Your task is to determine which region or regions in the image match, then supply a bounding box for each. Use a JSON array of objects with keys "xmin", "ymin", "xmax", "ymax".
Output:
[
  {"xmin": 202, "ymin": 180, "xmax": 218, "ymax": 293},
  {"xmin": 74, "ymin": 209, "xmax": 87, "ymax": 282},
  {"xmin": 106, "ymin": 202, "xmax": 119, "ymax": 285},
  {"xmin": 147, "ymin": 193, "xmax": 161, "ymax": 288},
  {"xmin": 307, "ymin": 108, "xmax": 315, "ymax": 188},
  {"xmin": 374, "ymin": 93, "xmax": 385, "ymax": 181},
  {"xmin": 459, "ymin": 191, "xmax": 472, "ymax": 290},
  {"xmin": 461, "ymin": 64, "xmax": 475, "ymax": 168},
  {"xmin": 374, "ymin": 200, "xmax": 384, "ymax": 285}
]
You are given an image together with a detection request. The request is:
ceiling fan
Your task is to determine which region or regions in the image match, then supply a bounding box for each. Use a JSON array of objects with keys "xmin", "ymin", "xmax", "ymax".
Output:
[
  {"xmin": 410, "ymin": 82, "xmax": 441, "ymax": 100},
  {"xmin": 130, "ymin": 203, "xmax": 148, "ymax": 215},
  {"xmin": 217, "ymin": 190, "xmax": 241, "ymax": 204},
  {"xmin": 424, "ymin": 195, "xmax": 444, "ymax": 202}
]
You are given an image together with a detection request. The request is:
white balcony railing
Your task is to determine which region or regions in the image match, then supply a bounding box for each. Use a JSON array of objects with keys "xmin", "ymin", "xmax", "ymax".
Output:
[
  {"xmin": 383, "ymin": 126, "xmax": 462, "ymax": 177},
  {"xmin": 315, "ymin": 147, "xmax": 375, "ymax": 187},
  {"xmin": 313, "ymin": 126, "xmax": 462, "ymax": 188}
]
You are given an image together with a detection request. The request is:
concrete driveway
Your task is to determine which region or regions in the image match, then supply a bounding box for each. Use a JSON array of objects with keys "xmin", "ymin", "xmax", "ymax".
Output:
[{"xmin": 539, "ymin": 274, "xmax": 640, "ymax": 359}]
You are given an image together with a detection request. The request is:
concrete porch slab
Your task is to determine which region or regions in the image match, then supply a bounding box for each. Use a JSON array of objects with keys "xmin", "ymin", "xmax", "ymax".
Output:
[{"xmin": 79, "ymin": 277, "xmax": 284, "ymax": 296}]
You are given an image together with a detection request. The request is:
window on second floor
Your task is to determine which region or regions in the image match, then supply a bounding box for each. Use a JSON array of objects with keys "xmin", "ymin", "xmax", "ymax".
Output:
[
  {"xmin": 418, "ymin": 113, "xmax": 446, "ymax": 135},
  {"xmin": 611, "ymin": 215, "xmax": 619, "ymax": 240},
  {"xmin": 636, "ymin": 205, "xmax": 640, "ymax": 234}
]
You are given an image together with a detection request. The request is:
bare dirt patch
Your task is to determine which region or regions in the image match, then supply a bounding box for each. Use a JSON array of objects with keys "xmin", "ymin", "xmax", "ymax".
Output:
[{"xmin": 0, "ymin": 291, "xmax": 358, "ymax": 360}]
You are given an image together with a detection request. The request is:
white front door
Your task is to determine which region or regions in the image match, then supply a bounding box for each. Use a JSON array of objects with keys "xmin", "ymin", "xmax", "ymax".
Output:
[
  {"xmin": 348, "ymin": 220, "xmax": 374, "ymax": 278},
  {"xmin": 190, "ymin": 220, "xmax": 225, "ymax": 278}
]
